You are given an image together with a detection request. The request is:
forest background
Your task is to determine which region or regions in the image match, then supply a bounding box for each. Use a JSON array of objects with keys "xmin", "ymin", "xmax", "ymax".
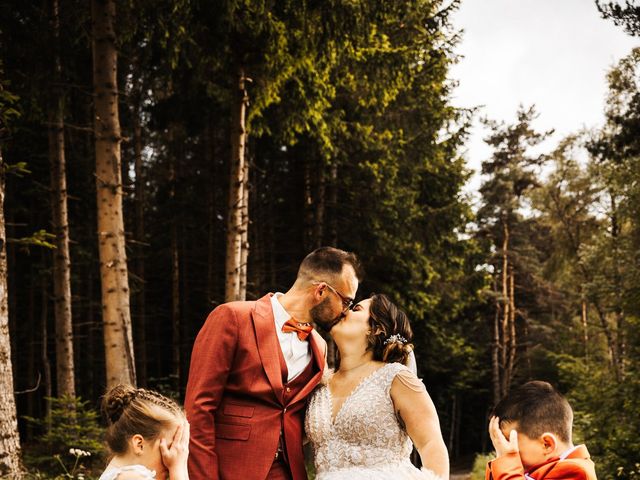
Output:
[{"xmin": 0, "ymin": 1, "xmax": 639, "ymax": 479}]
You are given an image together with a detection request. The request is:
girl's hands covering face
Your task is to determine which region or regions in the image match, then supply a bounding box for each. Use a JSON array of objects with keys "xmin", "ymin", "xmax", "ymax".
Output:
[{"xmin": 160, "ymin": 420, "xmax": 190, "ymax": 474}]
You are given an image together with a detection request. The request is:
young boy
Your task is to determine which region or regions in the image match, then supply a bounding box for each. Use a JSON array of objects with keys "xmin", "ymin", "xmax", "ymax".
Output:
[{"xmin": 486, "ymin": 381, "xmax": 597, "ymax": 480}]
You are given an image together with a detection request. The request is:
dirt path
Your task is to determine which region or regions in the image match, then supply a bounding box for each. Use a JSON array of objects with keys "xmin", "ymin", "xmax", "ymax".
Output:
[{"xmin": 450, "ymin": 474, "xmax": 471, "ymax": 480}]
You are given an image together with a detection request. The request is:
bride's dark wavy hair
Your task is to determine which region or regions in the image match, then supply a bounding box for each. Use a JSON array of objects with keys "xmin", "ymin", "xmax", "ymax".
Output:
[{"xmin": 366, "ymin": 294, "xmax": 414, "ymax": 365}]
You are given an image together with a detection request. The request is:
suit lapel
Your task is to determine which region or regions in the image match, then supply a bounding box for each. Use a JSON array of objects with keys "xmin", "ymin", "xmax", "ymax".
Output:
[
  {"xmin": 289, "ymin": 330, "xmax": 326, "ymax": 405},
  {"xmin": 251, "ymin": 293, "xmax": 284, "ymax": 403}
]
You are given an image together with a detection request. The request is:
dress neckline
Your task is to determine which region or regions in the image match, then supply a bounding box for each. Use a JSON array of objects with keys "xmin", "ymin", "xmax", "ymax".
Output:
[
  {"xmin": 100, "ymin": 464, "xmax": 156, "ymax": 480},
  {"xmin": 327, "ymin": 363, "xmax": 391, "ymax": 424}
]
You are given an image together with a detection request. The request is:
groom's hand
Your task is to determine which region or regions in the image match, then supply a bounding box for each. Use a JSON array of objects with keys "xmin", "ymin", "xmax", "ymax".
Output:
[{"xmin": 489, "ymin": 416, "xmax": 519, "ymax": 457}]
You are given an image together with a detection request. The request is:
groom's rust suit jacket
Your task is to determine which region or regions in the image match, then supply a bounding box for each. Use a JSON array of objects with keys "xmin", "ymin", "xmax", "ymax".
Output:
[
  {"xmin": 485, "ymin": 445, "xmax": 597, "ymax": 480},
  {"xmin": 185, "ymin": 293, "xmax": 326, "ymax": 480}
]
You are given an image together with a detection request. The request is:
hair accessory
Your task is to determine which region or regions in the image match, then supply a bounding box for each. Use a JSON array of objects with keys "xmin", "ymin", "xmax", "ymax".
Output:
[{"xmin": 384, "ymin": 334, "xmax": 408, "ymax": 346}]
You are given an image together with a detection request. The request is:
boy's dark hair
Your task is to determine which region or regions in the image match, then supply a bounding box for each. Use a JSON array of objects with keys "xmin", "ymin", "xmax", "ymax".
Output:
[
  {"xmin": 492, "ymin": 381, "xmax": 573, "ymax": 442},
  {"xmin": 297, "ymin": 246, "xmax": 363, "ymax": 281}
]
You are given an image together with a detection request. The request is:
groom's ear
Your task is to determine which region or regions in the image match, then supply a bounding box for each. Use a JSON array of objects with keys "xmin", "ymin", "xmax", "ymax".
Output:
[{"xmin": 310, "ymin": 283, "xmax": 323, "ymax": 302}]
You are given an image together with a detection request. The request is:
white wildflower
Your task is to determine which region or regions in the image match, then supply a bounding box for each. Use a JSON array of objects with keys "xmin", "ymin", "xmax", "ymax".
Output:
[{"xmin": 69, "ymin": 448, "xmax": 91, "ymax": 457}]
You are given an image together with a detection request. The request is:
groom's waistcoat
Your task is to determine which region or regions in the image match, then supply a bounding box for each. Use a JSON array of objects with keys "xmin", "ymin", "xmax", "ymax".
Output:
[
  {"xmin": 277, "ymin": 336, "xmax": 318, "ymax": 471},
  {"xmin": 185, "ymin": 294, "xmax": 326, "ymax": 480}
]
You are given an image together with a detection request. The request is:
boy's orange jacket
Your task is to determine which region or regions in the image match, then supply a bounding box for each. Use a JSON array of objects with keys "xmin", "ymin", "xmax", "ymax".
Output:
[{"xmin": 486, "ymin": 445, "xmax": 597, "ymax": 480}]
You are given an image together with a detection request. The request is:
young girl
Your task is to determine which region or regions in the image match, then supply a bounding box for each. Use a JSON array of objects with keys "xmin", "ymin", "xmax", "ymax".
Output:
[{"xmin": 99, "ymin": 384, "xmax": 190, "ymax": 480}]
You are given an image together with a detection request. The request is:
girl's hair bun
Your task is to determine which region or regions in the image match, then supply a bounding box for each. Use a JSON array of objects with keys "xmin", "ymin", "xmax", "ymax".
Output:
[{"xmin": 102, "ymin": 384, "xmax": 137, "ymax": 424}]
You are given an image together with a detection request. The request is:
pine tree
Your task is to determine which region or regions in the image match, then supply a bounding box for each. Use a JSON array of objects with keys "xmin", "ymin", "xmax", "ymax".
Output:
[
  {"xmin": 0, "ymin": 65, "xmax": 23, "ymax": 477},
  {"xmin": 91, "ymin": 0, "xmax": 135, "ymax": 387}
]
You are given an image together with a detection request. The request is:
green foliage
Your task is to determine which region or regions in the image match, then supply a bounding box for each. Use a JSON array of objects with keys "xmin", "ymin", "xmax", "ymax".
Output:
[
  {"xmin": 14, "ymin": 0, "xmax": 637, "ymax": 468},
  {"xmin": 0, "ymin": 59, "xmax": 20, "ymax": 135},
  {"xmin": 10, "ymin": 229, "xmax": 56, "ymax": 250},
  {"xmin": 3, "ymin": 161, "xmax": 30, "ymax": 176},
  {"xmin": 147, "ymin": 375, "xmax": 182, "ymax": 402},
  {"xmin": 596, "ymin": 1, "xmax": 640, "ymax": 37},
  {"xmin": 22, "ymin": 396, "xmax": 105, "ymax": 476},
  {"xmin": 521, "ymin": 48, "xmax": 640, "ymax": 478},
  {"xmin": 556, "ymin": 356, "xmax": 640, "ymax": 480},
  {"xmin": 470, "ymin": 452, "xmax": 495, "ymax": 480}
]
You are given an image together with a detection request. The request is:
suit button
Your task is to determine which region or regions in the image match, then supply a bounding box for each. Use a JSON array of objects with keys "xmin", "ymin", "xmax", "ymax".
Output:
[
  {"xmin": 283, "ymin": 407, "xmax": 287, "ymax": 413},
  {"xmin": 286, "ymin": 387, "xmax": 291, "ymax": 392}
]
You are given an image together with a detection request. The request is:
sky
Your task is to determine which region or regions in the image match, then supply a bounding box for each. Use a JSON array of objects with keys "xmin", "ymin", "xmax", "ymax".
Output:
[{"xmin": 449, "ymin": 0, "xmax": 639, "ymax": 201}]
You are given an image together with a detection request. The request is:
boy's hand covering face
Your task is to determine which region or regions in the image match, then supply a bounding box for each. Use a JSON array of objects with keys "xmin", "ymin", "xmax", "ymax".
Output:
[{"xmin": 489, "ymin": 416, "xmax": 519, "ymax": 458}]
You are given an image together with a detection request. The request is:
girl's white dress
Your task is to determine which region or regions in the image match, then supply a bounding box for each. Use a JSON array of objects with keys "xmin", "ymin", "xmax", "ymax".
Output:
[
  {"xmin": 98, "ymin": 465, "xmax": 156, "ymax": 480},
  {"xmin": 305, "ymin": 362, "xmax": 441, "ymax": 480}
]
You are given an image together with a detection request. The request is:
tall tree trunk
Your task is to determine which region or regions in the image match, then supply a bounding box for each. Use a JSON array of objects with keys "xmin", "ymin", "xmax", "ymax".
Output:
[
  {"xmin": 581, "ymin": 297, "xmax": 589, "ymax": 362},
  {"xmin": 180, "ymin": 223, "xmax": 189, "ymax": 394},
  {"xmin": 6, "ymin": 178, "xmax": 16, "ymax": 397},
  {"xmin": 239, "ymin": 149, "xmax": 250, "ymax": 299},
  {"xmin": 170, "ymin": 144, "xmax": 180, "ymax": 390},
  {"xmin": 91, "ymin": 0, "xmax": 135, "ymax": 387},
  {"xmin": 303, "ymin": 150, "xmax": 314, "ymax": 252},
  {"xmin": 26, "ymin": 263, "xmax": 37, "ymax": 440},
  {"xmin": 491, "ymin": 278, "xmax": 501, "ymax": 405},
  {"xmin": 0, "ymin": 148, "xmax": 24, "ymax": 477},
  {"xmin": 313, "ymin": 160, "xmax": 326, "ymax": 248},
  {"xmin": 86, "ymin": 246, "xmax": 97, "ymax": 400},
  {"xmin": 133, "ymin": 105, "xmax": 147, "ymax": 387},
  {"xmin": 328, "ymin": 163, "xmax": 338, "ymax": 247},
  {"xmin": 268, "ymin": 183, "xmax": 277, "ymax": 288},
  {"xmin": 49, "ymin": 0, "xmax": 75, "ymax": 399},
  {"xmin": 500, "ymin": 218, "xmax": 510, "ymax": 397},
  {"xmin": 225, "ymin": 67, "xmax": 249, "ymax": 302},
  {"xmin": 593, "ymin": 301, "xmax": 621, "ymax": 381},
  {"xmin": 506, "ymin": 267, "xmax": 517, "ymax": 389},
  {"xmin": 206, "ymin": 120, "xmax": 217, "ymax": 304},
  {"xmin": 448, "ymin": 393, "xmax": 457, "ymax": 453},
  {"xmin": 249, "ymin": 156, "xmax": 264, "ymax": 293},
  {"xmin": 551, "ymin": 192, "xmax": 620, "ymax": 378},
  {"xmin": 610, "ymin": 196, "xmax": 625, "ymax": 377},
  {"xmin": 40, "ymin": 260, "xmax": 52, "ymax": 431}
]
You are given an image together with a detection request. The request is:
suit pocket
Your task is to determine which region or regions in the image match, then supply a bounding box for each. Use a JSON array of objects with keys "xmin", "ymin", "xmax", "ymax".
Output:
[
  {"xmin": 223, "ymin": 403, "xmax": 255, "ymax": 418},
  {"xmin": 215, "ymin": 422, "xmax": 251, "ymax": 441}
]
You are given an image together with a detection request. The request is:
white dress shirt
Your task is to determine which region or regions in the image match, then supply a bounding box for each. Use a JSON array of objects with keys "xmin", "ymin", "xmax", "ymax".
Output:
[
  {"xmin": 271, "ymin": 293, "xmax": 312, "ymax": 382},
  {"xmin": 559, "ymin": 445, "xmax": 580, "ymax": 460}
]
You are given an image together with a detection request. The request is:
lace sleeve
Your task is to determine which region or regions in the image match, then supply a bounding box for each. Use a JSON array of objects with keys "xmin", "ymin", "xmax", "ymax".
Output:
[
  {"xmin": 393, "ymin": 369, "xmax": 427, "ymax": 393},
  {"xmin": 320, "ymin": 367, "xmax": 335, "ymax": 386}
]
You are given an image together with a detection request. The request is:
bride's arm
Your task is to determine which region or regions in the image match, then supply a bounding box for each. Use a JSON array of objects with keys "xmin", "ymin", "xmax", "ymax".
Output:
[{"xmin": 390, "ymin": 371, "xmax": 449, "ymax": 480}]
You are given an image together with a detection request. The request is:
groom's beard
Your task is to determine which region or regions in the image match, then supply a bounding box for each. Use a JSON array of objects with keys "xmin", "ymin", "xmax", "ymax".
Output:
[{"xmin": 310, "ymin": 298, "xmax": 343, "ymax": 333}]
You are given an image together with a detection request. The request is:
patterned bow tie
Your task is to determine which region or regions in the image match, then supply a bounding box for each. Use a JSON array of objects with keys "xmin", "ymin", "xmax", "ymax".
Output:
[{"xmin": 282, "ymin": 318, "xmax": 313, "ymax": 341}]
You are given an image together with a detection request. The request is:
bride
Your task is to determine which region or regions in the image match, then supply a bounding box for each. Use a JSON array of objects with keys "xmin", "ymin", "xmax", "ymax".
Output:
[{"xmin": 305, "ymin": 294, "xmax": 449, "ymax": 480}]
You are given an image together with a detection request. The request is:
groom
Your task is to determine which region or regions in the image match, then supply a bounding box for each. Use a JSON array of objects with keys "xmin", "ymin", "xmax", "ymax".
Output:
[{"xmin": 185, "ymin": 247, "xmax": 362, "ymax": 480}]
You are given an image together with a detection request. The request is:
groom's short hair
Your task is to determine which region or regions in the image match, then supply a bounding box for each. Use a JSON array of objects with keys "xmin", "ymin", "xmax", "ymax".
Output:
[
  {"xmin": 297, "ymin": 247, "xmax": 363, "ymax": 282},
  {"xmin": 492, "ymin": 381, "xmax": 573, "ymax": 442}
]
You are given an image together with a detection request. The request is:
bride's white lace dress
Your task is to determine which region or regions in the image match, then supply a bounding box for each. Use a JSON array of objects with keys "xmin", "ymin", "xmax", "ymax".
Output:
[{"xmin": 305, "ymin": 362, "xmax": 440, "ymax": 480}]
